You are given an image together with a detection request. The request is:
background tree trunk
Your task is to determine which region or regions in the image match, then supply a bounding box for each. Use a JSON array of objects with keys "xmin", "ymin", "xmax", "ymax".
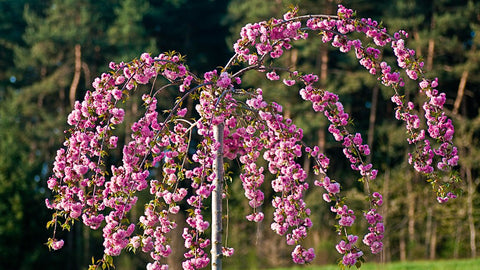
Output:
[
  {"xmin": 453, "ymin": 70, "xmax": 469, "ymax": 115},
  {"xmin": 429, "ymin": 221, "xmax": 437, "ymax": 260},
  {"xmin": 381, "ymin": 168, "xmax": 390, "ymax": 263},
  {"xmin": 367, "ymin": 85, "xmax": 378, "ymax": 164},
  {"xmin": 466, "ymin": 167, "xmax": 477, "ymax": 258},
  {"xmin": 399, "ymin": 228, "xmax": 406, "ymax": 261},
  {"xmin": 406, "ymin": 178, "xmax": 415, "ymax": 259},
  {"xmin": 425, "ymin": 203, "xmax": 432, "ymax": 259},
  {"xmin": 70, "ymin": 44, "xmax": 82, "ymax": 108}
]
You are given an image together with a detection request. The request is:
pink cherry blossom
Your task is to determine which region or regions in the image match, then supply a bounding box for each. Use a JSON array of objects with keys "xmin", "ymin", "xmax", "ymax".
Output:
[{"xmin": 51, "ymin": 239, "xmax": 64, "ymax": 250}]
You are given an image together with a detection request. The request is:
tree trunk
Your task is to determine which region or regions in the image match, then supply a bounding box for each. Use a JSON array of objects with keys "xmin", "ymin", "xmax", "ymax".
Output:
[
  {"xmin": 426, "ymin": 38, "xmax": 435, "ymax": 72},
  {"xmin": 429, "ymin": 221, "xmax": 437, "ymax": 260},
  {"xmin": 211, "ymin": 123, "xmax": 224, "ymax": 270},
  {"xmin": 317, "ymin": 43, "xmax": 328, "ymax": 154},
  {"xmin": 453, "ymin": 39, "xmax": 476, "ymax": 115},
  {"xmin": 367, "ymin": 86, "xmax": 378, "ymax": 164},
  {"xmin": 83, "ymin": 226, "xmax": 90, "ymax": 266},
  {"xmin": 406, "ymin": 178, "xmax": 415, "ymax": 259},
  {"xmin": 82, "ymin": 61, "xmax": 91, "ymax": 89},
  {"xmin": 319, "ymin": 46, "xmax": 328, "ymax": 84},
  {"xmin": 425, "ymin": 203, "xmax": 432, "ymax": 259},
  {"xmin": 399, "ymin": 228, "xmax": 406, "ymax": 261},
  {"xmin": 425, "ymin": 9, "xmax": 436, "ymax": 73},
  {"xmin": 453, "ymin": 220, "xmax": 462, "ymax": 259},
  {"xmin": 412, "ymin": 31, "xmax": 423, "ymax": 61},
  {"xmin": 466, "ymin": 166, "xmax": 477, "ymax": 258},
  {"xmin": 381, "ymin": 168, "xmax": 390, "ymax": 263},
  {"xmin": 453, "ymin": 69, "xmax": 469, "ymax": 115},
  {"xmin": 70, "ymin": 44, "xmax": 82, "ymax": 108}
]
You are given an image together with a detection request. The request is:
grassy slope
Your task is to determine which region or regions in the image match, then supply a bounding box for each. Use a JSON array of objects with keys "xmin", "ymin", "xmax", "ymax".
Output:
[{"xmin": 271, "ymin": 258, "xmax": 480, "ymax": 270}]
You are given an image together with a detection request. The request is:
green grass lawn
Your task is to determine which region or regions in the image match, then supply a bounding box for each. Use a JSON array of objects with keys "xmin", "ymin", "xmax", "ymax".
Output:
[{"xmin": 272, "ymin": 258, "xmax": 480, "ymax": 270}]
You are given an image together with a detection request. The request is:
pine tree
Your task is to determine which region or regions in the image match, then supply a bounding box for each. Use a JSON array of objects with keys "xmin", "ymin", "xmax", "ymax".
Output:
[
  {"xmin": 11, "ymin": 1, "xmax": 116, "ymax": 268},
  {"xmin": 107, "ymin": 0, "xmax": 156, "ymax": 61},
  {"xmin": 0, "ymin": 88, "xmax": 69, "ymax": 269}
]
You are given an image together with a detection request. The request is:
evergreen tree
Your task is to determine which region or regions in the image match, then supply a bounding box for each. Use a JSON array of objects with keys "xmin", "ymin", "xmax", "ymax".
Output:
[
  {"xmin": 107, "ymin": 0, "xmax": 156, "ymax": 61},
  {"xmin": 145, "ymin": 0, "xmax": 231, "ymax": 72},
  {"xmin": 0, "ymin": 89, "xmax": 68, "ymax": 269},
  {"xmin": 9, "ymin": 1, "xmax": 116, "ymax": 268},
  {"xmin": 0, "ymin": 0, "xmax": 45, "ymax": 92}
]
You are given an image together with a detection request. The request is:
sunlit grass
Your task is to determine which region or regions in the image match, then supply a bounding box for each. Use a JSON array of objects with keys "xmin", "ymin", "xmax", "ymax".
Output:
[{"xmin": 271, "ymin": 258, "xmax": 480, "ymax": 270}]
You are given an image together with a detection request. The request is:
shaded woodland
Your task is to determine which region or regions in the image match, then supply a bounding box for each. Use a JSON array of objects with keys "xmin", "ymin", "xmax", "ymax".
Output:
[{"xmin": 0, "ymin": 0, "xmax": 479, "ymax": 269}]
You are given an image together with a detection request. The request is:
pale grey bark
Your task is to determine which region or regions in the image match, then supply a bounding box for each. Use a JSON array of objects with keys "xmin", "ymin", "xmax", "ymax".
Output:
[{"xmin": 211, "ymin": 123, "xmax": 224, "ymax": 270}]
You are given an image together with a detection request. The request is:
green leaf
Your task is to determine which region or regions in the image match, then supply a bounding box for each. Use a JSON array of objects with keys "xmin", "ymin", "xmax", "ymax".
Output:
[{"xmin": 46, "ymin": 220, "xmax": 54, "ymax": 229}]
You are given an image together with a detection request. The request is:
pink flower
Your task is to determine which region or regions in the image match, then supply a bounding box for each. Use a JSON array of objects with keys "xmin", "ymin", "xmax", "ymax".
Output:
[
  {"xmin": 69, "ymin": 202, "xmax": 83, "ymax": 218},
  {"xmin": 109, "ymin": 136, "xmax": 118, "ymax": 148},
  {"xmin": 222, "ymin": 247, "xmax": 235, "ymax": 257},
  {"xmin": 146, "ymin": 261, "xmax": 168, "ymax": 270},
  {"xmin": 140, "ymin": 53, "xmax": 154, "ymax": 64},
  {"xmin": 46, "ymin": 6, "xmax": 462, "ymax": 268},
  {"xmin": 325, "ymin": 182, "xmax": 340, "ymax": 194},
  {"xmin": 129, "ymin": 236, "xmax": 141, "ymax": 249},
  {"xmin": 291, "ymin": 245, "xmax": 315, "ymax": 264},
  {"xmin": 73, "ymin": 164, "xmax": 88, "ymax": 175},
  {"xmin": 342, "ymin": 251, "xmax": 363, "ymax": 266},
  {"xmin": 246, "ymin": 212, "xmax": 264, "ymax": 222},
  {"xmin": 110, "ymin": 108, "xmax": 125, "ymax": 124},
  {"xmin": 370, "ymin": 241, "xmax": 383, "ymax": 254},
  {"xmin": 283, "ymin": 78, "xmax": 296, "ymax": 86},
  {"xmin": 112, "ymin": 88, "xmax": 122, "ymax": 100},
  {"xmin": 216, "ymin": 72, "xmax": 231, "ymax": 89},
  {"xmin": 372, "ymin": 192, "xmax": 383, "ymax": 206},
  {"xmin": 177, "ymin": 108, "xmax": 188, "ymax": 117},
  {"xmin": 437, "ymin": 196, "xmax": 449, "ymax": 203},
  {"xmin": 248, "ymin": 54, "xmax": 258, "ymax": 65},
  {"xmin": 266, "ymin": 71, "xmax": 280, "ymax": 81},
  {"xmin": 115, "ymin": 75, "xmax": 125, "ymax": 85},
  {"xmin": 51, "ymin": 239, "xmax": 64, "ymax": 250},
  {"xmin": 419, "ymin": 79, "xmax": 429, "ymax": 89},
  {"xmin": 109, "ymin": 61, "xmax": 117, "ymax": 70}
]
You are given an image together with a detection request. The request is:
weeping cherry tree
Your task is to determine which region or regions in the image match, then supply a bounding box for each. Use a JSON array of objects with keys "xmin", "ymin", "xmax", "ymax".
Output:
[{"xmin": 45, "ymin": 5, "xmax": 461, "ymax": 270}]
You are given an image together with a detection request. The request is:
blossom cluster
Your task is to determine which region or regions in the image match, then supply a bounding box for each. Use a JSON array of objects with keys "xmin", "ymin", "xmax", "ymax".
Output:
[
  {"xmin": 233, "ymin": 6, "xmax": 307, "ymax": 66},
  {"xmin": 228, "ymin": 4, "xmax": 458, "ymax": 266},
  {"xmin": 223, "ymin": 87, "xmax": 316, "ymax": 263},
  {"xmin": 297, "ymin": 76, "xmax": 381, "ymax": 265},
  {"xmin": 46, "ymin": 52, "xmax": 199, "ymax": 268},
  {"xmin": 304, "ymin": 6, "xmax": 459, "ymax": 202}
]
